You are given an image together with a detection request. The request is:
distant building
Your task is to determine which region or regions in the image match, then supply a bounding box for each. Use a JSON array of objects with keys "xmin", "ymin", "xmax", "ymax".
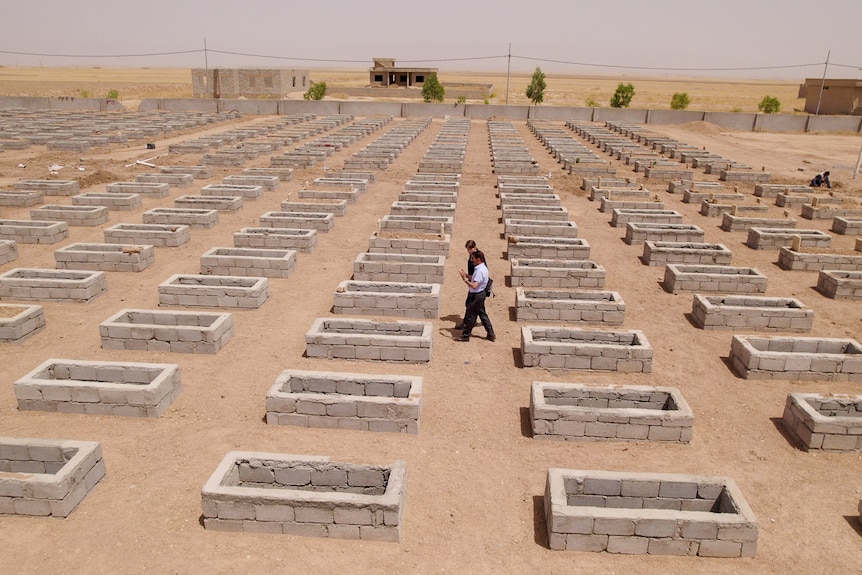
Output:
[
  {"xmin": 798, "ymin": 78, "xmax": 862, "ymax": 115},
  {"xmin": 192, "ymin": 68, "xmax": 310, "ymax": 99},
  {"xmin": 368, "ymin": 58, "xmax": 438, "ymax": 88}
]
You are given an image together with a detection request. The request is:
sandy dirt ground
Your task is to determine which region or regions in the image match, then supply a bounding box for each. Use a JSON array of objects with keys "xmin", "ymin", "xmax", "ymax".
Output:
[{"xmin": 0, "ymin": 110, "xmax": 861, "ymax": 574}]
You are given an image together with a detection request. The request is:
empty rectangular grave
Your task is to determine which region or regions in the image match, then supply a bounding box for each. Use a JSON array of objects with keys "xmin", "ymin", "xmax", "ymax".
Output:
[
  {"xmin": 0, "ymin": 219, "xmax": 69, "ymax": 244},
  {"xmin": 14, "ymin": 358, "xmax": 182, "ymax": 417},
  {"xmin": 174, "ymin": 195, "xmax": 243, "ymax": 212},
  {"xmin": 72, "ymin": 192, "xmax": 142, "ymax": 211},
  {"xmin": 624, "ymin": 223, "xmax": 705, "ymax": 245},
  {"xmin": 103, "ymin": 223, "xmax": 191, "ymax": 247},
  {"xmin": 143, "ymin": 208, "xmax": 219, "ymax": 229},
  {"xmin": 99, "ymin": 308, "xmax": 234, "ymax": 354},
  {"xmin": 163, "ymin": 165, "xmax": 214, "ymax": 179},
  {"xmin": 515, "ymin": 288, "xmax": 624, "ymax": 324},
  {"xmin": 729, "ymin": 335, "xmax": 862, "ymax": 381},
  {"xmin": 266, "ymin": 369, "xmax": 422, "ymax": 433},
  {"xmin": 54, "ymin": 243, "xmax": 155, "ymax": 272},
  {"xmin": 610, "ymin": 209, "xmax": 684, "ymax": 227},
  {"xmin": 312, "ymin": 177, "xmax": 369, "ymax": 192},
  {"xmin": 380, "ymin": 215, "xmax": 453, "ymax": 235},
  {"xmin": 746, "ymin": 228, "xmax": 832, "ymax": 250},
  {"xmin": 801, "ymin": 204, "xmax": 862, "ymax": 221},
  {"xmin": 504, "ymin": 219, "xmax": 579, "ymax": 239},
  {"xmin": 200, "ymin": 247, "xmax": 297, "ymax": 278},
  {"xmin": 135, "ymin": 173, "xmax": 193, "ymax": 187},
  {"xmin": 832, "ymin": 217, "xmax": 862, "ymax": 235},
  {"xmin": 201, "ymin": 184, "xmax": 263, "ymax": 200},
  {"xmin": 158, "ymin": 274, "xmax": 269, "ymax": 309},
  {"xmin": 501, "ymin": 205, "xmax": 569, "ymax": 222},
  {"xmin": 720, "ymin": 214, "xmax": 796, "ymax": 232},
  {"xmin": 642, "ymin": 242, "xmax": 733, "ymax": 267},
  {"xmin": 589, "ymin": 187, "xmax": 650, "ymax": 202},
  {"xmin": 816, "ymin": 270, "xmax": 862, "ymax": 300},
  {"xmin": 324, "ymin": 170, "xmax": 373, "ymax": 183},
  {"xmin": 0, "ymin": 268, "xmax": 107, "ymax": 302},
  {"xmin": 200, "ymin": 452, "xmax": 407, "ymax": 541},
  {"xmin": 530, "ymin": 382, "xmax": 693, "ymax": 442},
  {"xmin": 233, "ymin": 227, "xmax": 316, "ymax": 252},
  {"xmin": 507, "ymin": 237, "xmax": 590, "ymax": 260},
  {"xmin": 691, "ymin": 295, "xmax": 813, "ymax": 332},
  {"xmin": 662, "ymin": 264, "xmax": 768, "ymax": 294},
  {"xmin": 105, "ymin": 181, "xmax": 169, "ymax": 198},
  {"xmin": 306, "ymin": 317, "xmax": 432, "ymax": 363},
  {"xmin": 405, "ymin": 180, "xmax": 457, "ymax": 192},
  {"xmin": 14, "ymin": 179, "xmax": 79, "ymax": 196},
  {"xmin": 0, "ymin": 303, "xmax": 46, "ymax": 342},
  {"xmin": 280, "ymin": 199, "xmax": 348, "ymax": 217},
  {"xmin": 754, "ymin": 183, "xmax": 813, "ymax": 198},
  {"xmin": 333, "ymin": 280, "xmax": 440, "ymax": 319},
  {"xmin": 0, "ymin": 239, "xmax": 19, "ymax": 265},
  {"xmin": 29, "ymin": 205, "xmax": 109, "ymax": 227},
  {"xmin": 353, "ymin": 253, "xmax": 446, "ymax": 284},
  {"xmin": 544, "ymin": 468, "xmax": 758, "ymax": 557},
  {"xmin": 223, "ymin": 175, "xmax": 279, "ymax": 191},
  {"xmin": 498, "ymin": 182, "xmax": 552, "ymax": 194},
  {"xmin": 398, "ymin": 191, "xmax": 458, "ymax": 204},
  {"xmin": 0, "ymin": 190, "xmax": 45, "ymax": 207},
  {"xmin": 782, "ymin": 392, "xmax": 862, "ymax": 451},
  {"xmin": 510, "ymin": 258, "xmax": 606, "ymax": 289},
  {"xmin": 498, "ymin": 192, "xmax": 560, "ymax": 207},
  {"xmin": 700, "ymin": 202, "xmax": 769, "ymax": 218},
  {"xmin": 299, "ymin": 189, "xmax": 360, "ymax": 203},
  {"xmin": 0, "ymin": 437, "xmax": 105, "ymax": 518},
  {"xmin": 600, "ymin": 199, "xmax": 665, "ymax": 213},
  {"xmin": 260, "ymin": 211, "xmax": 335, "ymax": 232},
  {"xmin": 367, "ymin": 231, "xmax": 450, "ymax": 256},
  {"xmin": 389, "ymin": 201, "xmax": 456, "ymax": 218},
  {"xmin": 683, "ymin": 190, "xmax": 740, "ymax": 204},
  {"xmin": 777, "ymin": 246, "xmax": 862, "ymax": 271},
  {"xmin": 521, "ymin": 327, "xmax": 653, "ymax": 372}
]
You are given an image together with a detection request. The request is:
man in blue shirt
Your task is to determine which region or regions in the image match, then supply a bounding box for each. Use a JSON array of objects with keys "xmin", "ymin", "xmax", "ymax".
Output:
[{"xmin": 455, "ymin": 250, "xmax": 495, "ymax": 342}]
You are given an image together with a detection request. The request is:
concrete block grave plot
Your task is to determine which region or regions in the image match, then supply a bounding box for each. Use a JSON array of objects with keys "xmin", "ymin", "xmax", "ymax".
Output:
[
  {"xmin": 260, "ymin": 211, "xmax": 335, "ymax": 232},
  {"xmin": 754, "ymin": 183, "xmax": 812, "ymax": 198},
  {"xmin": 14, "ymin": 179, "xmax": 79, "ymax": 196},
  {"xmin": 530, "ymin": 382, "xmax": 693, "ymax": 443},
  {"xmin": 223, "ymin": 175, "xmax": 279, "ymax": 191},
  {"xmin": 816, "ymin": 270, "xmax": 862, "ymax": 300},
  {"xmin": 0, "ymin": 239, "xmax": 19, "ymax": 265},
  {"xmin": 641, "ymin": 242, "xmax": 733, "ymax": 267},
  {"xmin": 510, "ymin": 259, "xmax": 606, "ymax": 289},
  {"xmin": 0, "ymin": 190, "xmax": 44, "ymax": 207},
  {"xmin": 589, "ymin": 187, "xmax": 649, "ymax": 202},
  {"xmin": 691, "ymin": 295, "xmax": 813, "ymax": 332},
  {"xmin": 498, "ymin": 192, "xmax": 560, "ymax": 207},
  {"xmin": 201, "ymin": 184, "xmax": 264, "ymax": 200},
  {"xmin": 143, "ymin": 208, "xmax": 219, "ymax": 229},
  {"xmin": 280, "ymin": 199, "xmax": 348, "ymax": 217},
  {"xmin": 501, "ymin": 205, "xmax": 569, "ymax": 222},
  {"xmin": 0, "ymin": 303, "xmax": 46, "ymax": 342},
  {"xmin": 832, "ymin": 217, "xmax": 862, "ymax": 236},
  {"xmin": 103, "ymin": 223, "xmax": 190, "ymax": 247},
  {"xmin": 72, "ymin": 192, "xmax": 141, "ymax": 212},
  {"xmin": 521, "ymin": 327, "xmax": 653, "ymax": 372},
  {"xmin": 389, "ymin": 201, "xmax": 456, "ymax": 218},
  {"xmin": 306, "ymin": 318, "xmax": 432, "ymax": 363},
  {"xmin": 201, "ymin": 452, "xmax": 407, "ymax": 541},
  {"xmin": 699, "ymin": 202, "xmax": 767, "ymax": 218},
  {"xmin": 30, "ymin": 205, "xmax": 109, "ymax": 227},
  {"xmin": 782, "ymin": 392, "xmax": 862, "ymax": 451},
  {"xmin": 135, "ymin": 173, "xmax": 193, "ymax": 188},
  {"xmin": 624, "ymin": 223, "xmax": 705, "ymax": 245},
  {"xmin": 99, "ymin": 308, "xmax": 234, "ymax": 354},
  {"xmin": 333, "ymin": 280, "xmax": 440, "ymax": 319},
  {"xmin": 544, "ymin": 468, "xmax": 758, "ymax": 557},
  {"xmin": 720, "ymin": 214, "xmax": 796, "ymax": 232},
  {"xmin": 504, "ymin": 219, "xmax": 578, "ymax": 239},
  {"xmin": 367, "ymin": 232, "xmax": 450, "ymax": 257},
  {"xmin": 507, "ymin": 237, "xmax": 590, "ymax": 260},
  {"xmin": 380, "ymin": 215, "xmax": 453, "ymax": 235},
  {"xmin": 610, "ymin": 209, "xmax": 684, "ymax": 227},
  {"xmin": 233, "ymin": 227, "xmax": 316, "ymax": 253},
  {"xmin": 777, "ymin": 246, "xmax": 862, "ymax": 271},
  {"xmin": 398, "ymin": 191, "xmax": 458, "ymax": 204},
  {"xmin": 299, "ymin": 189, "xmax": 360, "ymax": 204},
  {"xmin": 312, "ymin": 177, "xmax": 369, "ymax": 192},
  {"xmin": 158, "ymin": 274, "xmax": 269, "ymax": 309},
  {"xmin": 199, "ymin": 247, "xmax": 297, "ymax": 278},
  {"xmin": 0, "ymin": 219, "xmax": 69, "ymax": 244},
  {"xmin": 729, "ymin": 335, "xmax": 862, "ymax": 382},
  {"xmin": 105, "ymin": 181, "xmax": 170, "ymax": 198},
  {"xmin": 0, "ymin": 437, "xmax": 105, "ymax": 518},
  {"xmin": 662, "ymin": 264, "xmax": 768, "ymax": 294},
  {"xmin": 161, "ymin": 165, "xmax": 214, "ymax": 179},
  {"xmin": 174, "ymin": 195, "xmax": 243, "ymax": 212},
  {"xmin": 54, "ymin": 243, "xmax": 155, "ymax": 272},
  {"xmin": 745, "ymin": 228, "xmax": 832, "ymax": 250},
  {"xmin": 353, "ymin": 253, "xmax": 446, "ymax": 284},
  {"xmin": 515, "ymin": 289, "xmax": 624, "ymax": 324},
  {"xmin": 600, "ymin": 199, "xmax": 665, "ymax": 213},
  {"xmin": 14, "ymin": 358, "xmax": 182, "ymax": 417},
  {"xmin": 0, "ymin": 268, "xmax": 107, "ymax": 303},
  {"xmin": 266, "ymin": 369, "xmax": 423, "ymax": 434}
]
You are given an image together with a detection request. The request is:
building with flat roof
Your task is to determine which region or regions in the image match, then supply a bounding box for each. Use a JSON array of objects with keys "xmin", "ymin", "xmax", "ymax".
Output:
[
  {"xmin": 798, "ymin": 78, "xmax": 862, "ymax": 115},
  {"xmin": 369, "ymin": 58, "xmax": 437, "ymax": 88},
  {"xmin": 192, "ymin": 68, "xmax": 310, "ymax": 99}
]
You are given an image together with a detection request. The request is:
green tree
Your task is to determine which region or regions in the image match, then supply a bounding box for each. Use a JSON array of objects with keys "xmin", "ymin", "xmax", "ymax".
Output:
[
  {"xmin": 421, "ymin": 74, "xmax": 445, "ymax": 103},
  {"xmin": 585, "ymin": 96, "xmax": 600, "ymax": 108},
  {"xmin": 670, "ymin": 92, "xmax": 690, "ymax": 110},
  {"xmin": 610, "ymin": 83, "xmax": 635, "ymax": 108},
  {"xmin": 303, "ymin": 81, "xmax": 327, "ymax": 101},
  {"xmin": 525, "ymin": 67, "xmax": 546, "ymax": 105},
  {"xmin": 758, "ymin": 95, "xmax": 781, "ymax": 114},
  {"xmin": 106, "ymin": 89, "xmax": 120, "ymax": 100}
]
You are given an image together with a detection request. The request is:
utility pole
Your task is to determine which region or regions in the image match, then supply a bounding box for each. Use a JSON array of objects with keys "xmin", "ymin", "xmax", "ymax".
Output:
[
  {"xmin": 204, "ymin": 37, "xmax": 210, "ymax": 98},
  {"xmin": 505, "ymin": 43, "xmax": 511, "ymax": 106},
  {"xmin": 854, "ymin": 142, "xmax": 862, "ymax": 180},
  {"xmin": 814, "ymin": 50, "xmax": 830, "ymax": 116}
]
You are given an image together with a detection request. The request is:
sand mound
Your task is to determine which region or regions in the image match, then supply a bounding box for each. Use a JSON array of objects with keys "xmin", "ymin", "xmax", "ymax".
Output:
[
  {"xmin": 76, "ymin": 169, "xmax": 120, "ymax": 187},
  {"xmin": 675, "ymin": 121, "xmax": 726, "ymax": 135}
]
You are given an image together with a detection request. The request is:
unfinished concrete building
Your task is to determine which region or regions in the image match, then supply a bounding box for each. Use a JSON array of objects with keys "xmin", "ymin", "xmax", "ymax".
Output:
[
  {"xmin": 368, "ymin": 58, "xmax": 437, "ymax": 88},
  {"xmin": 192, "ymin": 68, "xmax": 310, "ymax": 99},
  {"xmin": 798, "ymin": 78, "xmax": 862, "ymax": 115}
]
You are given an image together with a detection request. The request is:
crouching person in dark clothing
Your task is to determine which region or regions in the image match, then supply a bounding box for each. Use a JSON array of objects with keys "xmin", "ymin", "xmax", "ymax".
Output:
[
  {"xmin": 456, "ymin": 250, "xmax": 495, "ymax": 342},
  {"xmin": 811, "ymin": 171, "xmax": 832, "ymax": 189}
]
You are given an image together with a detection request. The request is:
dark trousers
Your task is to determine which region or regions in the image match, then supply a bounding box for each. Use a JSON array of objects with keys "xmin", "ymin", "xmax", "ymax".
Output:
[{"xmin": 462, "ymin": 291, "xmax": 494, "ymax": 338}]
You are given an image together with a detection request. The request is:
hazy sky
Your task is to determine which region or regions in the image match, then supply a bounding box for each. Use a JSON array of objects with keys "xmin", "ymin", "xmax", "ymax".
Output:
[{"xmin": 1, "ymin": 0, "xmax": 860, "ymax": 79}]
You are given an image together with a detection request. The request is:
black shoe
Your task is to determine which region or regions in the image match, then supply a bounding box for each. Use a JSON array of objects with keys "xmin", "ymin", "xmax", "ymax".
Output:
[
  {"xmin": 454, "ymin": 323, "xmax": 465, "ymax": 330},
  {"xmin": 487, "ymin": 335, "xmax": 496, "ymax": 342},
  {"xmin": 455, "ymin": 335, "xmax": 470, "ymax": 342}
]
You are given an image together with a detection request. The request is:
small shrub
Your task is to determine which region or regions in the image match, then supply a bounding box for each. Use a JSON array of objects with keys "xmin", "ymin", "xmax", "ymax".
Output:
[
  {"xmin": 106, "ymin": 89, "xmax": 120, "ymax": 100},
  {"xmin": 670, "ymin": 92, "xmax": 690, "ymax": 110},
  {"xmin": 456, "ymin": 95, "xmax": 466, "ymax": 104},
  {"xmin": 585, "ymin": 97, "xmax": 599, "ymax": 108},
  {"xmin": 483, "ymin": 98, "xmax": 490, "ymax": 105},
  {"xmin": 303, "ymin": 81, "xmax": 327, "ymax": 101},
  {"xmin": 610, "ymin": 83, "xmax": 635, "ymax": 108},
  {"xmin": 758, "ymin": 95, "xmax": 781, "ymax": 114},
  {"xmin": 80, "ymin": 89, "xmax": 92, "ymax": 98}
]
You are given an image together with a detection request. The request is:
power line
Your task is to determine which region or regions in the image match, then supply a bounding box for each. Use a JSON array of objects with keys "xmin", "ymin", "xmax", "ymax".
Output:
[
  {"xmin": 513, "ymin": 55, "xmax": 826, "ymax": 72},
  {"xmin": 0, "ymin": 49, "xmax": 202, "ymax": 58}
]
